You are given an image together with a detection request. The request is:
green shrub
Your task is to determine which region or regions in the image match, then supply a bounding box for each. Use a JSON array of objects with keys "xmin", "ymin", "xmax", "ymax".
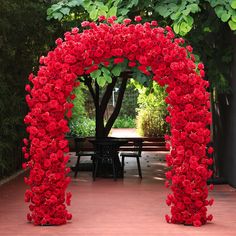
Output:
[
  {"xmin": 119, "ymin": 81, "xmax": 138, "ymax": 118},
  {"xmin": 136, "ymin": 83, "xmax": 169, "ymax": 137},
  {"xmin": 70, "ymin": 84, "xmax": 87, "ymax": 121},
  {"xmin": 113, "ymin": 115, "xmax": 136, "ymax": 128},
  {"xmin": 69, "ymin": 84, "xmax": 96, "ymax": 137},
  {"xmin": 69, "ymin": 117, "xmax": 95, "ymax": 137},
  {"xmin": 136, "ymin": 108, "xmax": 169, "ymax": 137}
]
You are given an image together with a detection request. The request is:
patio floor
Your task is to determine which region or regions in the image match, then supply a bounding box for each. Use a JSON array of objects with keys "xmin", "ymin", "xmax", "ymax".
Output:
[{"xmin": 1, "ymin": 129, "xmax": 236, "ymax": 235}]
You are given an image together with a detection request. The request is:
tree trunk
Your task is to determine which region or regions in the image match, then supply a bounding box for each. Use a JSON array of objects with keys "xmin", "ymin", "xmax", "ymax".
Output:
[
  {"xmin": 95, "ymin": 80, "xmax": 105, "ymax": 138},
  {"xmin": 85, "ymin": 72, "xmax": 130, "ymax": 138}
]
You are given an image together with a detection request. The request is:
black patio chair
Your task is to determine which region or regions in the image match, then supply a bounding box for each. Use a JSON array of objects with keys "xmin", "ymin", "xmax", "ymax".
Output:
[
  {"xmin": 73, "ymin": 137, "xmax": 95, "ymax": 178},
  {"xmin": 120, "ymin": 140, "xmax": 143, "ymax": 178},
  {"xmin": 92, "ymin": 140, "xmax": 120, "ymax": 181}
]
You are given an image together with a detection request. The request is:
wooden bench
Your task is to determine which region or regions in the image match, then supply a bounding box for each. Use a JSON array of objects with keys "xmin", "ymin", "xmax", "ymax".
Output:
[
  {"xmin": 69, "ymin": 137, "xmax": 168, "ymax": 152},
  {"xmin": 118, "ymin": 137, "xmax": 168, "ymax": 152}
]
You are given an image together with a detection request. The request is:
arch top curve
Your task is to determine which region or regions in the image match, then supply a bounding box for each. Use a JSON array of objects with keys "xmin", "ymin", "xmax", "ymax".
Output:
[{"xmin": 23, "ymin": 16, "xmax": 213, "ymax": 227}]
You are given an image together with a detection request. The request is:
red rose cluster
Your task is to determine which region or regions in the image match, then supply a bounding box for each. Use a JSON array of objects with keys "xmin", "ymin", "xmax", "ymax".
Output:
[{"xmin": 23, "ymin": 16, "xmax": 213, "ymax": 226}]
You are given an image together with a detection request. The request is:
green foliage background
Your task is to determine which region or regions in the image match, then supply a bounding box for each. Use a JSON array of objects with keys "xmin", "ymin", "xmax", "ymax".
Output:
[
  {"xmin": 0, "ymin": 0, "xmax": 63, "ymax": 179},
  {"xmin": 69, "ymin": 85, "xmax": 96, "ymax": 137},
  {"xmin": 135, "ymin": 82, "xmax": 169, "ymax": 137}
]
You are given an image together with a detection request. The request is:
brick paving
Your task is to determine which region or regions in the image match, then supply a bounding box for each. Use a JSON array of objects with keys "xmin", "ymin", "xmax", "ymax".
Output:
[{"xmin": 0, "ymin": 129, "xmax": 236, "ymax": 235}]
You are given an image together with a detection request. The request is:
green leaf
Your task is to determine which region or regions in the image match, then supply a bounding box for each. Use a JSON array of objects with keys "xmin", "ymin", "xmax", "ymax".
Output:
[
  {"xmin": 182, "ymin": 8, "xmax": 191, "ymax": 16},
  {"xmin": 82, "ymin": 0, "xmax": 91, "ymax": 8},
  {"xmin": 95, "ymin": 1, "xmax": 104, "ymax": 7},
  {"xmin": 119, "ymin": 8, "xmax": 129, "ymax": 15},
  {"xmin": 168, "ymin": 3, "xmax": 178, "ymax": 12},
  {"xmin": 127, "ymin": 0, "xmax": 139, "ymax": 8},
  {"xmin": 96, "ymin": 77, "xmax": 106, "ymax": 87},
  {"xmin": 51, "ymin": 4, "xmax": 62, "ymax": 12},
  {"xmin": 53, "ymin": 12, "xmax": 63, "ymax": 20},
  {"xmin": 170, "ymin": 11, "xmax": 181, "ymax": 20},
  {"xmin": 203, "ymin": 26, "xmax": 212, "ymax": 32},
  {"xmin": 193, "ymin": 54, "xmax": 200, "ymax": 63},
  {"xmin": 112, "ymin": 0, "xmax": 123, "ymax": 7},
  {"xmin": 132, "ymin": 69, "xmax": 149, "ymax": 86},
  {"xmin": 229, "ymin": 20, "xmax": 236, "ymax": 30},
  {"xmin": 101, "ymin": 67, "xmax": 111, "ymax": 76},
  {"xmin": 108, "ymin": 6, "xmax": 117, "ymax": 16},
  {"xmin": 221, "ymin": 12, "xmax": 231, "ymax": 22},
  {"xmin": 209, "ymin": 0, "xmax": 225, "ymax": 8},
  {"xmin": 179, "ymin": 21, "xmax": 192, "ymax": 35},
  {"xmin": 47, "ymin": 8, "xmax": 54, "ymax": 15},
  {"xmin": 155, "ymin": 5, "xmax": 172, "ymax": 17},
  {"xmin": 98, "ymin": 9, "xmax": 107, "ymax": 17},
  {"xmin": 90, "ymin": 69, "xmax": 101, "ymax": 79},
  {"xmin": 232, "ymin": 15, "xmax": 236, "ymax": 22},
  {"xmin": 188, "ymin": 3, "xmax": 200, "ymax": 13},
  {"xmin": 184, "ymin": 15, "xmax": 194, "ymax": 25},
  {"xmin": 173, "ymin": 23, "xmax": 180, "ymax": 34},
  {"xmin": 215, "ymin": 6, "xmax": 225, "ymax": 18},
  {"xmin": 231, "ymin": 0, "xmax": 236, "ymax": 9},
  {"xmin": 90, "ymin": 9, "xmax": 98, "ymax": 20},
  {"xmin": 137, "ymin": 74, "xmax": 149, "ymax": 86},
  {"xmin": 111, "ymin": 64, "xmax": 122, "ymax": 76},
  {"xmin": 67, "ymin": 0, "xmax": 83, "ymax": 7},
  {"xmin": 99, "ymin": 5, "xmax": 108, "ymax": 12},
  {"xmin": 155, "ymin": 5, "xmax": 166, "ymax": 16},
  {"xmin": 104, "ymin": 74, "xmax": 112, "ymax": 83},
  {"xmin": 60, "ymin": 7, "xmax": 70, "ymax": 15}
]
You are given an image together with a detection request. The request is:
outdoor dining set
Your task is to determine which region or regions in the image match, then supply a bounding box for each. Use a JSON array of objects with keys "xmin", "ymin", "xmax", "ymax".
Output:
[{"xmin": 72, "ymin": 137, "xmax": 143, "ymax": 181}]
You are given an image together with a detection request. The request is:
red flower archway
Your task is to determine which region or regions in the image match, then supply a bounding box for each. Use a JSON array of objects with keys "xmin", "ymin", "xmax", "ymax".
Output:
[{"xmin": 23, "ymin": 16, "xmax": 214, "ymax": 226}]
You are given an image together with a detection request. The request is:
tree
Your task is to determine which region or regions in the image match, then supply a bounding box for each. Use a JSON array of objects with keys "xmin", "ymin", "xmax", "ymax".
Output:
[
  {"xmin": 0, "ymin": 0, "xmax": 63, "ymax": 178},
  {"xmin": 46, "ymin": 0, "xmax": 236, "ymax": 138},
  {"xmin": 83, "ymin": 72, "xmax": 129, "ymax": 137}
]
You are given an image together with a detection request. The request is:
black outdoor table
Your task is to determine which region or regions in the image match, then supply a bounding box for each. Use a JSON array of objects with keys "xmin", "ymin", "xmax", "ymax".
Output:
[{"xmin": 89, "ymin": 137, "xmax": 129, "ymax": 180}]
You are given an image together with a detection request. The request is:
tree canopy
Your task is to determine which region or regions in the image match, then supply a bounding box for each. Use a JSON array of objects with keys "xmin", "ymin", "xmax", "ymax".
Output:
[
  {"xmin": 0, "ymin": 0, "xmax": 63, "ymax": 177},
  {"xmin": 47, "ymin": 0, "xmax": 236, "ymax": 93}
]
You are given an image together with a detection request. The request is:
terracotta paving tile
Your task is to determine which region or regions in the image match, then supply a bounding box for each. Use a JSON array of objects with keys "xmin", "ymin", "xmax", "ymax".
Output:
[{"xmin": 0, "ymin": 152, "xmax": 236, "ymax": 236}]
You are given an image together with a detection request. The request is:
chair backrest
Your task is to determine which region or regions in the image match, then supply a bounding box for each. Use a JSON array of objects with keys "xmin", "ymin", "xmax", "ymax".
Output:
[
  {"xmin": 92, "ymin": 139, "xmax": 120, "ymax": 159},
  {"xmin": 133, "ymin": 140, "xmax": 143, "ymax": 157}
]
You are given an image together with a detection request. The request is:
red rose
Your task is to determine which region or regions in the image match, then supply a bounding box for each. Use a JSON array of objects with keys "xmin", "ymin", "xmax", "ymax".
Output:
[
  {"xmin": 94, "ymin": 48, "xmax": 104, "ymax": 57},
  {"xmin": 25, "ymin": 84, "xmax": 31, "ymax": 92},
  {"xmin": 114, "ymin": 58, "xmax": 124, "ymax": 64},
  {"xmin": 55, "ymin": 38, "xmax": 63, "ymax": 45},
  {"xmin": 139, "ymin": 56, "xmax": 148, "ymax": 65},
  {"xmin": 123, "ymin": 18, "xmax": 131, "ymax": 25},
  {"xmin": 193, "ymin": 220, "xmax": 202, "ymax": 227},
  {"xmin": 207, "ymin": 214, "xmax": 213, "ymax": 221},
  {"xmin": 134, "ymin": 16, "xmax": 142, "ymax": 22},
  {"xmin": 59, "ymin": 140, "xmax": 68, "ymax": 149},
  {"xmin": 98, "ymin": 15, "xmax": 106, "ymax": 21},
  {"xmin": 198, "ymin": 63, "xmax": 204, "ymax": 70},
  {"xmin": 207, "ymin": 147, "xmax": 214, "ymax": 154},
  {"xmin": 67, "ymin": 213, "xmax": 72, "ymax": 220},
  {"xmin": 71, "ymin": 27, "xmax": 79, "ymax": 34},
  {"xmin": 128, "ymin": 61, "xmax": 136, "ymax": 67},
  {"xmin": 165, "ymin": 215, "xmax": 171, "ymax": 223},
  {"xmin": 81, "ymin": 21, "xmax": 90, "ymax": 27},
  {"xmin": 186, "ymin": 45, "xmax": 193, "ymax": 52},
  {"xmin": 151, "ymin": 21, "xmax": 158, "ymax": 26},
  {"xmin": 27, "ymin": 213, "xmax": 32, "ymax": 222},
  {"xmin": 44, "ymin": 159, "xmax": 51, "ymax": 168}
]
